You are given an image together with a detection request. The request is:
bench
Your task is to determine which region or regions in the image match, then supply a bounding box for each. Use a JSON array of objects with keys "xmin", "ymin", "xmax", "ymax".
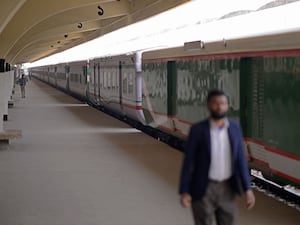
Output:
[{"xmin": 0, "ymin": 129, "xmax": 22, "ymax": 144}]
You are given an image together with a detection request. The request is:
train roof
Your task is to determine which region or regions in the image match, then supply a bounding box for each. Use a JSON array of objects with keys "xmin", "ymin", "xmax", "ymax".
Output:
[
  {"xmin": 143, "ymin": 1, "xmax": 300, "ymax": 61},
  {"xmin": 142, "ymin": 31, "xmax": 300, "ymax": 61},
  {"xmin": 28, "ymin": 1, "xmax": 300, "ymax": 67}
]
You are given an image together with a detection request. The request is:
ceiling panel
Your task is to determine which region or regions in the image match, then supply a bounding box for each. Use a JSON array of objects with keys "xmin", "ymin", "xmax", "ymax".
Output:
[{"xmin": 0, "ymin": 0, "xmax": 190, "ymax": 64}]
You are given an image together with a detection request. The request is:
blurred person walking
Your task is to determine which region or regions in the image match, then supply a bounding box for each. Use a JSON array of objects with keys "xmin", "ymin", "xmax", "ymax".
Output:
[
  {"xmin": 19, "ymin": 74, "xmax": 27, "ymax": 98},
  {"xmin": 179, "ymin": 89, "xmax": 255, "ymax": 225}
]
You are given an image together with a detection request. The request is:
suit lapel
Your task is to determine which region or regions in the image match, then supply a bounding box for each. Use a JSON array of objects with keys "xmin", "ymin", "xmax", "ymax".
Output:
[
  {"xmin": 204, "ymin": 119, "xmax": 211, "ymax": 154},
  {"xmin": 227, "ymin": 123, "xmax": 237, "ymax": 158}
]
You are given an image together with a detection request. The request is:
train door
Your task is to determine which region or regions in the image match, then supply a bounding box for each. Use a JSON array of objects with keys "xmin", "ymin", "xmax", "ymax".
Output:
[
  {"xmin": 97, "ymin": 63, "xmax": 101, "ymax": 103},
  {"xmin": 240, "ymin": 57, "xmax": 264, "ymax": 139},
  {"xmin": 54, "ymin": 66, "xmax": 57, "ymax": 87},
  {"xmin": 167, "ymin": 61, "xmax": 177, "ymax": 117},
  {"xmin": 167, "ymin": 61, "xmax": 178, "ymax": 132},
  {"xmin": 83, "ymin": 65, "xmax": 88, "ymax": 85},
  {"xmin": 119, "ymin": 61, "xmax": 123, "ymax": 107},
  {"xmin": 93, "ymin": 64, "xmax": 96, "ymax": 98},
  {"xmin": 65, "ymin": 65, "xmax": 70, "ymax": 91},
  {"xmin": 47, "ymin": 67, "xmax": 50, "ymax": 83}
]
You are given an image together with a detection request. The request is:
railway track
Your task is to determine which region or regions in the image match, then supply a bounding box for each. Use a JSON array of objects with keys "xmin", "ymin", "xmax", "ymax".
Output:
[{"xmin": 251, "ymin": 170, "xmax": 300, "ymax": 211}]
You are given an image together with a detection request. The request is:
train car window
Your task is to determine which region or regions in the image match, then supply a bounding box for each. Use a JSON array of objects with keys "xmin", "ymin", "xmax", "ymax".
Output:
[
  {"xmin": 65, "ymin": 65, "xmax": 69, "ymax": 73},
  {"xmin": 111, "ymin": 69, "xmax": 114, "ymax": 89},
  {"xmin": 109, "ymin": 68, "xmax": 114, "ymax": 89},
  {"xmin": 103, "ymin": 71, "xmax": 107, "ymax": 89},
  {"xmin": 106, "ymin": 70, "xmax": 109, "ymax": 89},
  {"xmin": 62, "ymin": 73, "xmax": 65, "ymax": 80},
  {"xmin": 112, "ymin": 71, "xmax": 116, "ymax": 89},
  {"xmin": 220, "ymin": 59, "xmax": 226, "ymax": 70},
  {"xmin": 92, "ymin": 65, "xmax": 96, "ymax": 85},
  {"xmin": 100, "ymin": 70, "xmax": 104, "ymax": 88},
  {"xmin": 114, "ymin": 70, "xmax": 116, "ymax": 90},
  {"xmin": 108, "ymin": 69, "xmax": 112, "ymax": 89},
  {"xmin": 83, "ymin": 65, "xmax": 88, "ymax": 84},
  {"xmin": 106, "ymin": 71, "xmax": 109, "ymax": 89},
  {"xmin": 116, "ymin": 69, "xmax": 119, "ymax": 89},
  {"xmin": 128, "ymin": 72, "xmax": 134, "ymax": 95},
  {"xmin": 123, "ymin": 73, "xmax": 128, "ymax": 94},
  {"xmin": 226, "ymin": 59, "xmax": 232, "ymax": 72},
  {"xmin": 71, "ymin": 73, "xmax": 79, "ymax": 83},
  {"xmin": 233, "ymin": 58, "xmax": 239, "ymax": 70}
]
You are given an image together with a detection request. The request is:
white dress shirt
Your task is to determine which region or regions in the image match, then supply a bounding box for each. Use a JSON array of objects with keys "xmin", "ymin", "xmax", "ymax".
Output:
[{"xmin": 208, "ymin": 119, "xmax": 232, "ymax": 181}]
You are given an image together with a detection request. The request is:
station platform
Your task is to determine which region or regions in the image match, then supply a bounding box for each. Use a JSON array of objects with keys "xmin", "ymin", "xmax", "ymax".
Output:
[{"xmin": 0, "ymin": 79, "xmax": 299, "ymax": 225}]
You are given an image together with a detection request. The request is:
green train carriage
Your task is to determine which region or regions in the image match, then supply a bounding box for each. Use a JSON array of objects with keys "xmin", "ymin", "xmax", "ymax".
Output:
[{"xmin": 142, "ymin": 32, "xmax": 300, "ymax": 188}]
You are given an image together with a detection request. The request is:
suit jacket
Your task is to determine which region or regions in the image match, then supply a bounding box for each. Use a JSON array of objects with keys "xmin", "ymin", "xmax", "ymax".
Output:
[{"xmin": 179, "ymin": 118, "xmax": 251, "ymax": 201}]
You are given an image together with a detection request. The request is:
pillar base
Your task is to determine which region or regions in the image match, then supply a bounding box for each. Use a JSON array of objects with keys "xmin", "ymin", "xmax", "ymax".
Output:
[
  {"xmin": 0, "ymin": 58, "xmax": 5, "ymax": 73},
  {"xmin": 0, "ymin": 140, "xmax": 9, "ymax": 144},
  {"xmin": 8, "ymin": 101, "xmax": 14, "ymax": 108}
]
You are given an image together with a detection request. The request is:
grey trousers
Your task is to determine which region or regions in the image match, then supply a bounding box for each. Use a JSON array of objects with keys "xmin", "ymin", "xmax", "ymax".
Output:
[
  {"xmin": 20, "ymin": 85, "xmax": 25, "ymax": 98},
  {"xmin": 191, "ymin": 180, "xmax": 237, "ymax": 225}
]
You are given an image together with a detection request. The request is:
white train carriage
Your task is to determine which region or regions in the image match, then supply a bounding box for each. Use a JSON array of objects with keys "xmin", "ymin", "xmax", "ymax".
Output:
[
  {"xmin": 56, "ymin": 63, "xmax": 67, "ymax": 90},
  {"xmin": 89, "ymin": 52, "xmax": 145, "ymax": 124},
  {"xmin": 39, "ymin": 66, "xmax": 48, "ymax": 82},
  {"xmin": 30, "ymin": 67, "xmax": 44, "ymax": 80},
  {"xmin": 88, "ymin": 58, "xmax": 100, "ymax": 105},
  {"xmin": 120, "ymin": 52, "xmax": 144, "ymax": 123},
  {"xmin": 68, "ymin": 60, "xmax": 87, "ymax": 99},
  {"xmin": 48, "ymin": 65, "xmax": 56, "ymax": 86}
]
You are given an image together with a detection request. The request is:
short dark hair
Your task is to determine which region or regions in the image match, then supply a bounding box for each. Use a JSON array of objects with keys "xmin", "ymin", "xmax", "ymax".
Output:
[{"xmin": 207, "ymin": 89, "xmax": 228, "ymax": 103}]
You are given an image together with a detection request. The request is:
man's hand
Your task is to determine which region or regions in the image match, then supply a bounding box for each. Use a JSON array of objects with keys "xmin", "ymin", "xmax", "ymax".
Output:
[
  {"xmin": 245, "ymin": 189, "xmax": 255, "ymax": 210},
  {"xmin": 180, "ymin": 193, "xmax": 192, "ymax": 208}
]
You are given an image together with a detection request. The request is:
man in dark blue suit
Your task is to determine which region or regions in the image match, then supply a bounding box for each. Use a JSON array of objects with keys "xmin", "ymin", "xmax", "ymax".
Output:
[{"xmin": 179, "ymin": 89, "xmax": 255, "ymax": 225}]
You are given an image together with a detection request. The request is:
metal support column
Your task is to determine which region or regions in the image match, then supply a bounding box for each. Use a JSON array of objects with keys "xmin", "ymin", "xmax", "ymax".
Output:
[
  {"xmin": 0, "ymin": 59, "xmax": 5, "ymax": 72},
  {"xmin": 5, "ymin": 63, "xmax": 10, "ymax": 72}
]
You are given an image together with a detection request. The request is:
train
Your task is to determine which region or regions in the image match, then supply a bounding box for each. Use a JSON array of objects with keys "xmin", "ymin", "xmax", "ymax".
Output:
[{"xmin": 29, "ymin": 4, "xmax": 300, "ymax": 189}]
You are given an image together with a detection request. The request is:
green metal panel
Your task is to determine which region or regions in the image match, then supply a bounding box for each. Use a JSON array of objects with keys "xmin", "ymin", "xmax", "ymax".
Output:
[
  {"xmin": 167, "ymin": 61, "xmax": 177, "ymax": 116},
  {"xmin": 240, "ymin": 57, "xmax": 264, "ymax": 138},
  {"xmin": 175, "ymin": 58, "xmax": 240, "ymax": 123},
  {"xmin": 243, "ymin": 56, "xmax": 300, "ymax": 156},
  {"xmin": 261, "ymin": 57, "xmax": 300, "ymax": 155},
  {"xmin": 239, "ymin": 58, "xmax": 251, "ymax": 136},
  {"xmin": 142, "ymin": 61, "xmax": 168, "ymax": 123}
]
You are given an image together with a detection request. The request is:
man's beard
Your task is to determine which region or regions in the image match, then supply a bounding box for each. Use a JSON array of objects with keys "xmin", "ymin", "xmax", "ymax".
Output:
[{"xmin": 210, "ymin": 111, "xmax": 226, "ymax": 120}]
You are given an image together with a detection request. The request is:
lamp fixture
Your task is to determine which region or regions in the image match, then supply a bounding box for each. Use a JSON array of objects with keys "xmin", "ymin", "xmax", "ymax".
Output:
[{"xmin": 97, "ymin": 6, "xmax": 104, "ymax": 16}]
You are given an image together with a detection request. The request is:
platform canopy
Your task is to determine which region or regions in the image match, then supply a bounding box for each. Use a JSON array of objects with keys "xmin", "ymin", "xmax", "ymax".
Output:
[{"xmin": 0, "ymin": 0, "xmax": 190, "ymax": 64}]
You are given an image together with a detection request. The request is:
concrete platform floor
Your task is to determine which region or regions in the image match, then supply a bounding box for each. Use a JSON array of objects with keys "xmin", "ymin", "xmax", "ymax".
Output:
[{"xmin": 0, "ymin": 79, "xmax": 299, "ymax": 225}]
